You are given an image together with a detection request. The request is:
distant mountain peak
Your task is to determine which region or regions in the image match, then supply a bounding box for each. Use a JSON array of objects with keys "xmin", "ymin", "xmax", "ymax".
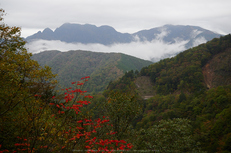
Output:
[
  {"xmin": 42, "ymin": 28, "xmax": 53, "ymax": 33},
  {"xmin": 26, "ymin": 23, "xmax": 222, "ymax": 61},
  {"xmin": 26, "ymin": 23, "xmax": 221, "ymax": 45},
  {"xmin": 62, "ymin": 22, "xmax": 71, "ymax": 25}
]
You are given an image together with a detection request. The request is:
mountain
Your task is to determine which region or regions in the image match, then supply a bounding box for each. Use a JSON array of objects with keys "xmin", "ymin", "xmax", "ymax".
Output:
[
  {"xmin": 128, "ymin": 34, "xmax": 231, "ymax": 98},
  {"xmin": 26, "ymin": 23, "xmax": 132, "ymax": 45},
  {"xmin": 133, "ymin": 24, "xmax": 220, "ymax": 48},
  {"xmin": 31, "ymin": 50, "xmax": 153, "ymax": 93},
  {"xmin": 26, "ymin": 23, "xmax": 221, "ymax": 48},
  {"xmin": 105, "ymin": 34, "xmax": 231, "ymax": 152}
]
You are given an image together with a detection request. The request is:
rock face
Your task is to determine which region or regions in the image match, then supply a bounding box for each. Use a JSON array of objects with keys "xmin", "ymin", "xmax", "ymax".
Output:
[{"xmin": 202, "ymin": 48, "xmax": 231, "ymax": 89}]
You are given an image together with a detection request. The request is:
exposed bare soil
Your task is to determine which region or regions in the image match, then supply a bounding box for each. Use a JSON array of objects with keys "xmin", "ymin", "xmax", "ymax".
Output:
[
  {"xmin": 135, "ymin": 76, "xmax": 155, "ymax": 99},
  {"xmin": 202, "ymin": 48, "xmax": 231, "ymax": 89}
]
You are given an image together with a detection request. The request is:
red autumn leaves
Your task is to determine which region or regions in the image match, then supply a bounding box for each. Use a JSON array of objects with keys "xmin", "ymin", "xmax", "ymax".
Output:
[{"xmin": 0, "ymin": 76, "xmax": 133, "ymax": 152}]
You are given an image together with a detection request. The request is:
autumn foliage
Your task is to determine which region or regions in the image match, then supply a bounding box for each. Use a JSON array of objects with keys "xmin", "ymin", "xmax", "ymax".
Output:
[
  {"xmin": 0, "ymin": 9, "xmax": 132, "ymax": 152},
  {"xmin": 0, "ymin": 77, "xmax": 133, "ymax": 152}
]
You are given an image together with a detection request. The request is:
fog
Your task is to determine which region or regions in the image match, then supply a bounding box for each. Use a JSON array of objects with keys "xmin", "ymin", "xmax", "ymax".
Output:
[
  {"xmin": 3, "ymin": 0, "xmax": 231, "ymax": 37},
  {"xmin": 25, "ymin": 29, "xmax": 208, "ymax": 61},
  {"xmin": 26, "ymin": 38, "xmax": 190, "ymax": 61}
]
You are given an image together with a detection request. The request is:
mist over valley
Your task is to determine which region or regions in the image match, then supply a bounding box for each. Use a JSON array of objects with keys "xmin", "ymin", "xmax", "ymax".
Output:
[{"xmin": 26, "ymin": 24, "xmax": 221, "ymax": 62}]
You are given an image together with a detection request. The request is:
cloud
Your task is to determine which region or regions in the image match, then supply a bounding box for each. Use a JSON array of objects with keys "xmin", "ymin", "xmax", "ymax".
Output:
[
  {"xmin": 26, "ymin": 37, "xmax": 188, "ymax": 61},
  {"xmin": 188, "ymin": 29, "xmax": 207, "ymax": 47},
  {"xmin": 2, "ymin": 0, "xmax": 231, "ymax": 38},
  {"xmin": 155, "ymin": 27, "xmax": 170, "ymax": 40},
  {"xmin": 192, "ymin": 37, "xmax": 207, "ymax": 47},
  {"xmin": 190, "ymin": 30, "xmax": 203, "ymax": 39}
]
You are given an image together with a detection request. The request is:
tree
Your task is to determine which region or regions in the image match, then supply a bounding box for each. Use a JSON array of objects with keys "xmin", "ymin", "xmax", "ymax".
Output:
[
  {"xmin": 0, "ymin": 9, "xmax": 57, "ymax": 151},
  {"xmin": 100, "ymin": 91, "xmax": 142, "ymax": 140},
  {"xmin": 0, "ymin": 10, "xmax": 133, "ymax": 152},
  {"xmin": 145, "ymin": 118, "xmax": 203, "ymax": 153},
  {"xmin": 0, "ymin": 9, "xmax": 57, "ymax": 116},
  {"xmin": 178, "ymin": 91, "xmax": 187, "ymax": 103}
]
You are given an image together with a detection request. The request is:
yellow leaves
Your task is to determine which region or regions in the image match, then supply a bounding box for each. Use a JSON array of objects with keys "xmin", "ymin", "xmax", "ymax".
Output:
[
  {"xmin": 51, "ymin": 128, "xmax": 57, "ymax": 134},
  {"xmin": 52, "ymin": 79, "xmax": 58, "ymax": 84},
  {"xmin": 38, "ymin": 133, "xmax": 47, "ymax": 141},
  {"xmin": 58, "ymin": 131, "xmax": 62, "ymax": 137},
  {"xmin": 0, "ymin": 10, "xmax": 63, "ymax": 152},
  {"xmin": 38, "ymin": 137, "xmax": 44, "ymax": 141}
]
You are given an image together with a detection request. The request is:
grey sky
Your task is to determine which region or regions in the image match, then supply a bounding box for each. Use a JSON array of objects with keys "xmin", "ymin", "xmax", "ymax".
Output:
[{"xmin": 1, "ymin": 0, "xmax": 231, "ymax": 37}]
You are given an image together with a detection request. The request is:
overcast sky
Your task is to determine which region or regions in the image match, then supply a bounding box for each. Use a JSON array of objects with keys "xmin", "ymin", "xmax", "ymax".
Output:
[{"xmin": 1, "ymin": 0, "xmax": 231, "ymax": 38}]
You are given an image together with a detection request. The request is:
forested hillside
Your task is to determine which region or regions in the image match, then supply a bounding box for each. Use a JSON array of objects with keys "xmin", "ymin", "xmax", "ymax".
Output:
[
  {"xmin": 140, "ymin": 34, "xmax": 231, "ymax": 94},
  {"xmin": 32, "ymin": 50, "xmax": 152, "ymax": 93},
  {"xmin": 0, "ymin": 10, "xmax": 135, "ymax": 152},
  {"xmin": 1, "ymin": 8, "xmax": 231, "ymax": 152},
  {"xmin": 103, "ymin": 34, "xmax": 231, "ymax": 152}
]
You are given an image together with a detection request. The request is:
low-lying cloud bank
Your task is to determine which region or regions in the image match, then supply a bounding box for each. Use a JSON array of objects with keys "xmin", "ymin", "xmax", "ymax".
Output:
[
  {"xmin": 26, "ymin": 39, "xmax": 190, "ymax": 61},
  {"xmin": 26, "ymin": 28, "xmax": 208, "ymax": 62}
]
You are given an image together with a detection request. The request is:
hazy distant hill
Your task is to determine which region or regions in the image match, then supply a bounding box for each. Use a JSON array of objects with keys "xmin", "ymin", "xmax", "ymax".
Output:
[
  {"xmin": 26, "ymin": 23, "xmax": 132, "ymax": 45},
  {"xmin": 31, "ymin": 50, "xmax": 153, "ymax": 93},
  {"xmin": 26, "ymin": 23, "xmax": 221, "ymax": 48},
  {"xmin": 133, "ymin": 24, "xmax": 221, "ymax": 48}
]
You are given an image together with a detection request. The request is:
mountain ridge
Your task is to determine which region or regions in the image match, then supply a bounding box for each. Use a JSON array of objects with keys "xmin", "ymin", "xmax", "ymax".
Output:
[
  {"xmin": 26, "ymin": 23, "xmax": 221, "ymax": 47},
  {"xmin": 31, "ymin": 50, "xmax": 153, "ymax": 93},
  {"xmin": 105, "ymin": 34, "xmax": 231, "ymax": 99},
  {"xmin": 130, "ymin": 34, "xmax": 231, "ymax": 152}
]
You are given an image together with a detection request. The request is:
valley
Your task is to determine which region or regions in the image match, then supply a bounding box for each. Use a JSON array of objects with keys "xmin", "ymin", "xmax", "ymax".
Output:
[{"xmin": 1, "ymin": 13, "xmax": 231, "ymax": 152}]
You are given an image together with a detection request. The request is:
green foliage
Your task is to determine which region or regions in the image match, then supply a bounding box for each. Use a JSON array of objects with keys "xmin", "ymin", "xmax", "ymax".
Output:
[
  {"xmin": 0, "ymin": 9, "xmax": 57, "ymax": 118},
  {"xmin": 135, "ymin": 85, "xmax": 231, "ymax": 152},
  {"xmin": 0, "ymin": 11, "xmax": 134, "ymax": 152},
  {"xmin": 178, "ymin": 91, "xmax": 187, "ymax": 103},
  {"xmin": 95, "ymin": 34, "xmax": 231, "ymax": 152},
  {"xmin": 100, "ymin": 91, "xmax": 142, "ymax": 140},
  {"xmin": 145, "ymin": 118, "xmax": 203, "ymax": 153},
  {"xmin": 2, "ymin": 7, "xmax": 231, "ymax": 152},
  {"xmin": 194, "ymin": 86, "xmax": 231, "ymax": 152},
  {"xmin": 32, "ymin": 50, "xmax": 152, "ymax": 93},
  {"xmin": 140, "ymin": 34, "xmax": 231, "ymax": 95},
  {"xmin": 102, "ymin": 34, "xmax": 231, "ymax": 152},
  {"xmin": 133, "ymin": 35, "xmax": 231, "ymax": 151},
  {"xmin": 0, "ymin": 9, "xmax": 58, "ymax": 151},
  {"xmin": 116, "ymin": 53, "xmax": 152, "ymax": 72},
  {"xmin": 104, "ymin": 70, "xmax": 138, "ymax": 94}
]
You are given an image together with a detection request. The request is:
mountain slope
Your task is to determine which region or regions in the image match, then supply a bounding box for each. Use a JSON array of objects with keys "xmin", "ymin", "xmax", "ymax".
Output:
[
  {"xmin": 133, "ymin": 24, "xmax": 220, "ymax": 48},
  {"xmin": 105, "ymin": 34, "xmax": 231, "ymax": 152},
  {"xmin": 137, "ymin": 34, "xmax": 231, "ymax": 97},
  {"xmin": 26, "ymin": 23, "xmax": 133, "ymax": 45},
  {"xmin": 31, "ymin": 50, "xmax": 153, "ymax": 93},
  {"xmin": 26, "ymin": 23, "xmax": 221, "ymax": 48},
  {"xmin": 202, "ymin": 48, "xmax": 231, "ymax": 89}
]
